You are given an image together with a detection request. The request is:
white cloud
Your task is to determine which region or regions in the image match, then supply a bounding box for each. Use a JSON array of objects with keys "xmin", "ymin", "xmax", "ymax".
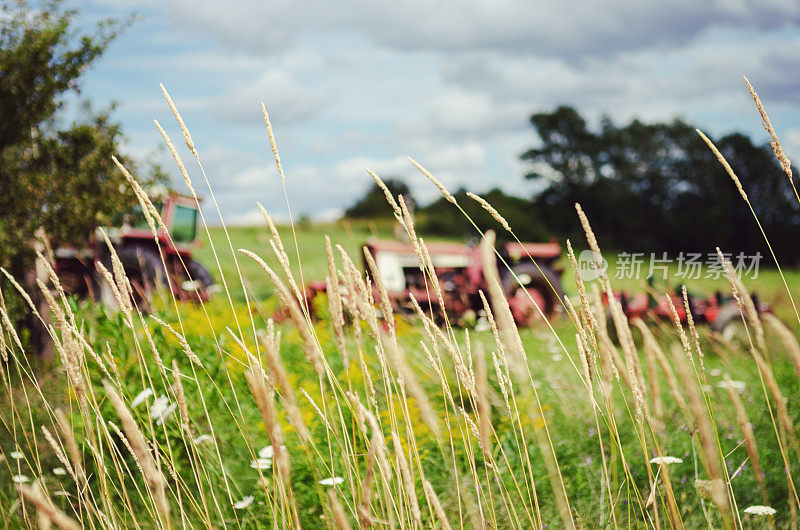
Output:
[
  {"xmin": 166, "ymin": 0, "xmax": 800, "ymax": 60},
  {"xmin": 81, "ymin": 0, "xmax": 800, "ymax": 223},
  {"xmin": 212, "ymin": 70, "xmax": 331, "ymax": 125}
]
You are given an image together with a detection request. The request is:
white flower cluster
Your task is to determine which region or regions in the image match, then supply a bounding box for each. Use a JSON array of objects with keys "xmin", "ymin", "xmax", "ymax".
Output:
[
  {"xmin": 149, "ymin": 395, "xmax": 177, "ymax": 425},
  {"xmin": 744, "ymin": 505, "xmax": 776, "ymax": 516},
  {"xmin": 717, "ymin": 380, "xmax": 746, "ymax": 391},
  {"xmin": 649, "ymin": 456, "xmax": 683, "ymax": 465}
]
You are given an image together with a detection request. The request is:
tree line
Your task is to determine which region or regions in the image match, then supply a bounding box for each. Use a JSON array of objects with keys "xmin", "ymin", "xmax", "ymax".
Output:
[{"xmin": 346, "ymin": 106, "xmax": 800, "ymax": 263}]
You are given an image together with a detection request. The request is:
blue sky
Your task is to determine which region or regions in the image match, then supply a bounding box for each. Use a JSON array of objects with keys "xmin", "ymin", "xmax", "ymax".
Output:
[{"xmin": 71, "ymin": 0, "xmax": 800, "ymax": 225}]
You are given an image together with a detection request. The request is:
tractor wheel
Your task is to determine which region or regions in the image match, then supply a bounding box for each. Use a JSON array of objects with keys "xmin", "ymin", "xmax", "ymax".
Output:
[
  {"xmin": 96, "ymin": 245, "xmax": 165, "ymax": 312},
  {"xmin": 502, "ymin": 263, "xmax": 564, "ymax": 327},
  {"xmin": 183, "ymin": 259, "xmax": 216, "ymax": 301},
  {"xmin": 186, "ymin": 259, "xmax": 214, "ymax": 288},
  {"xmin": 712, "ymin": 302, "xmax": 749, "ymax": 343}
]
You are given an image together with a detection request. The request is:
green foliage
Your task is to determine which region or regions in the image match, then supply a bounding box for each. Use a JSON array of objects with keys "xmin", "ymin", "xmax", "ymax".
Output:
[
  {"xmin": 0, "ymin": 1, "xmax": 163, "ymax": 354},
  {"xmin": 344, "ymin": 178, "xmax": 412, "ymax": 219},
  {"xmin": 0, "ymin": 1, "xmax": 142, "ymax": 261},
  {"xmin": 522, "ymin": 106, "xmax": 800, "ymax": 260},
  {"xmin": 418, "ymin": 187, "xmax": 550, "ymax": 242}
]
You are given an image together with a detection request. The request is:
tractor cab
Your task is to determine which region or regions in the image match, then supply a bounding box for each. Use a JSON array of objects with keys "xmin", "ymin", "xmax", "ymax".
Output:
[
  {"xmin": 54, "ymin": 188, "xmax": 215, "ymax": 309},
  {"xmin": 109, "ymin": 188, "xmax": 201, "ymax": 256}
]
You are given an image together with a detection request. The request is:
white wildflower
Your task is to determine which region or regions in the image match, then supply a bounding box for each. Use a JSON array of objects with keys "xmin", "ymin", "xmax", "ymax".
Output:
[
  {"xmin": 744, "ymin": 505, "xmax": 776, "ymax": 516},
  {"xmin": 649, "ymin": 456, "xmax": 683, "ymax": 465},
  {"xmin": 150, "ymin": 395, "xmax": 176, "ymax": 424},
  {"xmin": 319, "ymin": 476, "xmax": 345, "ymax": 486},
  {"xmin": 9, "ymin": 451, "xmax": 23, "ymax": 460},
  {"xmin": 258, "ymin": 444, "xmax": 285, "ymax": 459},
  {"xmin": 52, "ymin": 467, "xmax": 67, "ymax": 476},
  {"xmin": 250, "ymin": 458, "xmax": 272, "ymax": 470},
  {"xmin": 12, "ymin": 474, "xmax": 29, "ymax": 483},
  {"xmin": 193, "ymin": 434, "xmax": 212, "ymax": 445},
  {"xmin": 131, "ymin": 388, "xmax": 154, "ymax": 408},
  {"xmin": 156, "ymin": 403, "xmax": 176, "ymax": 425},
  {"xmin": 717, "ymin": 380, "xmax": 746, "ymax": 391},
  {"xmin": 234, "ymin": 496, "xmax": 254, "ymax": 509}
]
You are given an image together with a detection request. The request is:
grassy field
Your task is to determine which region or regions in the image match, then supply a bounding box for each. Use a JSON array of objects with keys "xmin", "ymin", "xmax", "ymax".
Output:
[
  {"xmin": 197, "ymin": 221, "xmax": 800, "ymax": 323},
  {"xmin": 3, "ymin": 213, "xmax": 800, "ymax": 528}
]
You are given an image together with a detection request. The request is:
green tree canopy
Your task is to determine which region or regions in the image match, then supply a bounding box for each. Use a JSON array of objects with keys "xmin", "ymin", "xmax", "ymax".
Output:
[
  {"xmin": 345, "ymin": 178, "xmax": 413, "ymax": 218},
  {"xmin": 418, "ymin": 187, "xmax": 550, "ymax": 243},
  {"xmin": 521, "ymin": 106, "xmax": 800, "ymax": 261},
  {"xmin": 0, "ymin": 1, "xmax": 155, "ymax": 356}
]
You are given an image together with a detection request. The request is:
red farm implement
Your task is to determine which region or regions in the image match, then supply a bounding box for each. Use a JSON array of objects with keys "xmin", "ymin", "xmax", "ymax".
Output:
[
  {"xmin": 53, "ymin": 190, "xmax": 215, "ymax": 310},
  {"xmin": 305, "ymin": 237, "xmax": 566, "ymax": 327}
]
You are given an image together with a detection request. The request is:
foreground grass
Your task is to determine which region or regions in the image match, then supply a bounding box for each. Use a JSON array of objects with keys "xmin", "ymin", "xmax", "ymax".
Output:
[
  {"xmin": 2, "ymin": 218, "xmax": 800, "ymax": 528},
  {"xmin": 3, "ymin": 79, "xmax": 800, "ymax": 529}
]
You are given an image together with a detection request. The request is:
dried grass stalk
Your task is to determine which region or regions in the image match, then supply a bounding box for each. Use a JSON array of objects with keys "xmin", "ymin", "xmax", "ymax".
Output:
[
  {"xmin": 409, "ymin": 157, "xmax": 456, "ymax": 204},
  {"xmin": 366, "ymin": 169, "xmax": 403, "ymax": 222},
  {"xmin": 261, "ymin": 104, "xmax": 287, "ymax": 184},
  {"xmin": 171, "ymin": 361, "xmax": 191, "ymax": 435},
  {"xmin": 391, "ymin": 431, "xmax": 421, "ymax": 524},
  {"xmin": 744, "ymin": 76, "xmax": 792, "ymax": 181},
  {"xmin": 155, "ymin": 120, "xmax": 197, "ymax": 198},
  {"xmin": 423, "ymin": 480, "xmax": 453, "ymax": 530},
  {"xmin": 41, "ymin": 426, "xmax": 76, "ymax": 482},
  {"xmin": 753, "ymin": 352, "xmax": 799, "ymax": 451},
  {"xmin": 327, "ymin": 490, "xmax": 353, "ymax": 530},
  {"xmin": 54, "ymin": 409, "xmax": 84, "ymax": 483},
  {"xmin": 474, "ymin": 341, "xmax": 493, "ymax": 460},
  {"xmin": 723, "ymin": 375, "xmax": 768, "ymax": 503},
  {"xmin": 697, "ymin": 130, "xmax": 748, "ymax": 201},
  {"xmin": 239, "ymin": 249, "xmax": 323, "ymax": 377},
  {"xmin": 325, "ymin": 236, "xmax": 347, "ymax": 359},
  {"xmin": 17, "ymin": 480, "xmax": 81, "ymax": 530},
  {"xmin": 681, "ymin": 286, "xmax": 704, "ymax": 370},
  {"xmin": 363, "ymin": 246, "xmax": 396, "ymax": 343},
  {"xmin": 467, "ymin": 192, "xmax": 511, "ymax": 231},
  {"xmin": 479, "ymin": 231, "xmax": 526, "ymax": 381},
  {"xmin": 670, "ymin": 349, "xmax": 727, "ymax": 512},
  {"xmin": 103, "ymin": 380, "xmax": 170, "ymax": 524},
  {"xmin": 160, "ymin": 83, "xmax": 196, "ymax": 155},
  {"xmin": 765, "ymin": 313, "xmax": 800, "ymax": 382}
]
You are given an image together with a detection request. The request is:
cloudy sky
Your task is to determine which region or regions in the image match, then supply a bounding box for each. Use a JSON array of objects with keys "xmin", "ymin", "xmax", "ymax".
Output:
[{"xmin": 74, "ymin": 0, "xmax": 800, "ymax": 225}]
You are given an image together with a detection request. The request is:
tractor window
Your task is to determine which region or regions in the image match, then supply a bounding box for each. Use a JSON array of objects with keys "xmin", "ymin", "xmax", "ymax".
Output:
[
  {"xmin": 128, "ymin": 203, "xmax": 163, "ymax": 230},
  {"xmin": 171, "ymin": 205, "xmax": 198, "ymax": 243}
]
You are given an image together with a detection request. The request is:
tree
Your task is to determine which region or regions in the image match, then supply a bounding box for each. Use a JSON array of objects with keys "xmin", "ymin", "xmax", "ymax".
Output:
[
  {"xmin": 345, "ymin": 178, "xmax": 413, "ymax": 218},
  {"xmin": 521, "ymin": 106, "xmax": 800, "ymax": 261},
  {"xmin": 418, "ymin": 187, "xmax": 550, "ymax": 242},
  {"xmin": 0, "ymin": 1, "xmax": 149, "ymax": 358}
]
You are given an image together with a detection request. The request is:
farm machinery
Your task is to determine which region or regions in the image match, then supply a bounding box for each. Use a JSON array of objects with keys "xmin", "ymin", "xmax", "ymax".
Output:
[
  {"xmin": 606, "ymin": 286, "xmax": 770, "ymax": 339},
  {"xmin": 304, "ymin": 237, "xmax": 566, "ymax": 327},
  {"xmin": 53, "ymin": 189, "xmax": 215, "ymax": 309},
  {"xmin": 302, "ymin": 236, "xmax": 767, "ymax": 337}
]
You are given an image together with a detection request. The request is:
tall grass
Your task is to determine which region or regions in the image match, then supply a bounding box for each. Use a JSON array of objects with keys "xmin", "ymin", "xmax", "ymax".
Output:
[{"xmin": 1, "ymin": 79, "xmax": 799, "ymax": 529}]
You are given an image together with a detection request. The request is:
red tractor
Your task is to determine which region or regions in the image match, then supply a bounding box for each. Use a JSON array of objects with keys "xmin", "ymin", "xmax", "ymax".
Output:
[
  {"xmin": 54, "ymin": 189, "xmax": 215, "ymax": 309},
  {"xmin": 306, "ymin": 237, "xmax": 565, "ymax": 326},
  {"xmin": 609, "ymin": 286, "xmax": 770, "ymax": 340}
]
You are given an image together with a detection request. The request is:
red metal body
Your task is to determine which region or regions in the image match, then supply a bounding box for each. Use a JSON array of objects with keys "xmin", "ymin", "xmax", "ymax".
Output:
[
  {"xmin": 305, "ymin": 237, "xmax": 565, "ymax": 327},
  {"xmin": 605, "ymin": 288, "xmax": 770, "ymax": 332},
  {"xmin": 53, "ymin": 192, "xmax": 211, "ymax": 304}
]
